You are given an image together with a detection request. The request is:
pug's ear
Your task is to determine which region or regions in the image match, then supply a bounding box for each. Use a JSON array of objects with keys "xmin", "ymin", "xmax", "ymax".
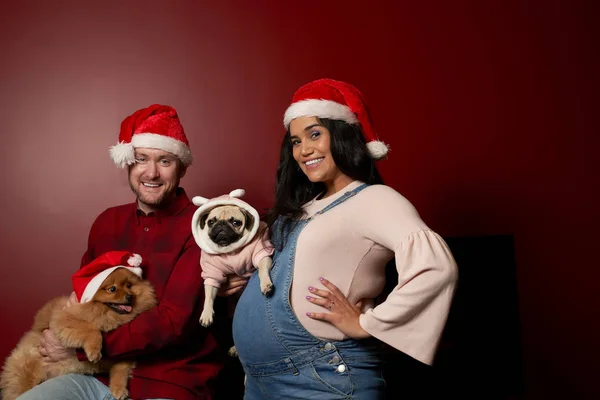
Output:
[
  {"xmin": 199, "ymin": 212, "xmax": 210, "ymax": 230},
  {"xmin": 242, "ymin": 209, "xmax": 255, "ymax": 232}
]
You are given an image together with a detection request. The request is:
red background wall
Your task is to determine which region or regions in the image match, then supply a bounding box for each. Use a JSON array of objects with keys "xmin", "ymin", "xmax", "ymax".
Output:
[{"xmin": 0, "ymin": 1, "xmax": 597, "ymax": 398}]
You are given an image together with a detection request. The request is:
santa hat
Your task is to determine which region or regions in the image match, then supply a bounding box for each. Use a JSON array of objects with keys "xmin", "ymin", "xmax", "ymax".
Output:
[
  {"xmin": 109, "ymin": 104, "xmax": 193, "ymax": 168},
  {"xmin": 283, "ymin": 78, "xmax": 389, "ymax": 160},
  {"xmin": 72, "ymin": 251, "xmax": 144, "ymax": 303},
  {"xmin": 191, "ymin": 189, "xmax": 260, "ymax": 255}
]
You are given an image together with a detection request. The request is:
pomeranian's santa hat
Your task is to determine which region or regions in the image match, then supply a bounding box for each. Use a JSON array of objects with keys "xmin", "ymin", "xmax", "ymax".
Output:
[
  {"xmin": 191, "ymin": 189, "xmax": 260, "ymax": 255},
  {"xmin": 72, "ymin": 251, "xmax": 143, "ymax": 303},
  {"xmin": 109, "ymin": 104, "xmax": 193, "ymax": 168}
]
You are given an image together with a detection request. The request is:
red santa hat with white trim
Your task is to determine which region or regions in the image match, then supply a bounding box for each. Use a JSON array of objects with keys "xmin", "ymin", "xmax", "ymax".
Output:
[
  {"xmin": 283, "ymin": 78, "xmax": 389, "ymax": 160},
  {"xmin": 109, "ymin": 104, "xmax": 193, "ymax": 168},
  {"xmin": 72, "ymin": 251, "xmax": 144, "ymax": 303}
]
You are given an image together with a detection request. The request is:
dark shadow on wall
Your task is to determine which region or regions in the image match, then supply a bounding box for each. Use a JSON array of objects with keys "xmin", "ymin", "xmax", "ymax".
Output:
[{"xmin": 383, "ymin": 234, "xmax": 525, "ymax": 399}]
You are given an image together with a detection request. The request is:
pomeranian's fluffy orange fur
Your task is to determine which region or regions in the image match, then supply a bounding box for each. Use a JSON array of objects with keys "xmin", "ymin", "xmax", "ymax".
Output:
[{"xmin": 0, "ymin": 268, "xmax": 156, "ymax": 400}]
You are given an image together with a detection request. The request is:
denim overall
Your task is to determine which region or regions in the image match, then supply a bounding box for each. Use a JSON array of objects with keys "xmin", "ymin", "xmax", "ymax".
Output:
[{"xmin": 232, "ymin": 184, "xmax": 385, "ymax": 399}]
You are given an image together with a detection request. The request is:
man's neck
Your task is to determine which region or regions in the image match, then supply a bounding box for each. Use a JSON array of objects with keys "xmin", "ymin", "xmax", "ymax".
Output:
[{"xmin": 137, "ymin": 192, "xmax": 178, "ymax": 215}]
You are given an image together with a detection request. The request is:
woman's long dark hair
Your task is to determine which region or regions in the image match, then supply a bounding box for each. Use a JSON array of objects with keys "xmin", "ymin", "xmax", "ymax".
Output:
[{"xmin": 266, "ymin": 118, "xmax": 384, "ymax": 249}]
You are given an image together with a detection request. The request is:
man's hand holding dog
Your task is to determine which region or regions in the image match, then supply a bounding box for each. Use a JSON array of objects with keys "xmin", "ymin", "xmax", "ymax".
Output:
[
  {"xmin": 39, "ymin": 291, "xmax": 79, "ymax": 362},
  {"xmin": 39, "ymin": 329, "xmax": 75, "ymax": 362},
  {"xmin": 218, "ymin": 275, "xmax": 247, "ymax": 297},
  {"xmin": 63, "ymin": 291, "xmax": 79, "ymax": 309}
]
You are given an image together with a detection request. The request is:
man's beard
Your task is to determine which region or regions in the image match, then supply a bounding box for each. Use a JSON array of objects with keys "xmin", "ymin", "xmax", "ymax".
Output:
[{"xmin": 129, "ymin": 181, "xmax": 176, "ymax": 210}]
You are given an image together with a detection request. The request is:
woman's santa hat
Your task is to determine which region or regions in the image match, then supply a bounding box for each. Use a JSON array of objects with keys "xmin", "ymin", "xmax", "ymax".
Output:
[
  {"xmin": 109, "ymin": 104, "xmax": 193, "ymax": 168},
  {"xmin": 283, "ymin": 78, "xmax": 389, "ymax": 160},
  {"xmin": 191, "ymin": 189, "xmax": 260, "ymax": 255},
  {"xmin": 72, "ymin": 251, "xmax": 144, "ymax": 303}
]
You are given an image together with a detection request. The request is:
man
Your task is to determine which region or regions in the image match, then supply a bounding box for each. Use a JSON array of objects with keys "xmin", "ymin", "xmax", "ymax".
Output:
[{"xmin": 21, "ymin": 104, "xmax": 232, "ymax": 399}]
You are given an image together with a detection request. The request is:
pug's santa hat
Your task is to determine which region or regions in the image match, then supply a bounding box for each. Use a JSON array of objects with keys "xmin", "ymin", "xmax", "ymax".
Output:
[
  {"xmin": 283, "ymin": 78, "xmax": 389, "ymax": 160},
  {"xmin": 191, "ymin": 189, "xmax": 260, "ymax": 255},
  {"xmin": 109, "ymin": 104, "xmax": 193, "ymax": 168},
  {"xmin": 72, "ymin": 251, "xmax": 143, "ymax": 303}
]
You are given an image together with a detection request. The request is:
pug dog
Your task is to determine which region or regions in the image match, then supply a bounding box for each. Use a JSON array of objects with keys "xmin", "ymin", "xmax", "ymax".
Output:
[{"xmin": 191, "ymin": 189, "xmax": 274, "ymax": 328}]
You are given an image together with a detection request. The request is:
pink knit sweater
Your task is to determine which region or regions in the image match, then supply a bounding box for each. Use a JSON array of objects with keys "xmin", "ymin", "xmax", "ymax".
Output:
[{"xmin": 292, "ymin": 181, "xmax": 458, "ymax": 365}]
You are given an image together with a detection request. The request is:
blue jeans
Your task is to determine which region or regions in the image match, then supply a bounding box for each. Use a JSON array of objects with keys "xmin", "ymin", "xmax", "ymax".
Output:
[
  {"xmin": 241, "ymin": 341, "xmax": 385, "ymax": 400},
  {"xmin": 15, "ymin": 374, "xmax": 171, "ymax": 400},
  {"xmin": 233, "ymin": 184, "xmax": 386, "ymax": 399}
]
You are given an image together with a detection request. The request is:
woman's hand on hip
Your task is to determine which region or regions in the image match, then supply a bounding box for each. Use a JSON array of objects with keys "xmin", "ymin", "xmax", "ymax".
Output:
[{"xmin": 305, "ymin": 277, "xmax": 371, "ymax": 340}]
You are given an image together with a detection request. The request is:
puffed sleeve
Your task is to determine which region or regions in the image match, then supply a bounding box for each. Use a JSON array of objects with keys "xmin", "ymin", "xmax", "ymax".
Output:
[{"xmin": 355, "ymin": 185, "xmax": 458, "ymax": 365}]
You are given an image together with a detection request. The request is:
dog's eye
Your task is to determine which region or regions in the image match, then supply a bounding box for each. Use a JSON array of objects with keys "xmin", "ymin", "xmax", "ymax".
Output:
[
  {"xmin": 231, "ymin": 219, "xmax": 242, "ymax": 227},
  {"xmin": 126, "ymin": 283, "xmax": 132, "ymax": 289},
  {"xmin": 207, "ymin": 219, "xmax": 215, "ymax": 227},
  {"xmin": 107, "ymin": 286, "xmax": 116, "ymax": 293}
]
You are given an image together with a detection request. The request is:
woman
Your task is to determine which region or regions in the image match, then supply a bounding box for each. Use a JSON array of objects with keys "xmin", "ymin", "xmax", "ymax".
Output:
[{"xmin": 232, "ymin": 78, "xmax": 458, "ymax": 399}]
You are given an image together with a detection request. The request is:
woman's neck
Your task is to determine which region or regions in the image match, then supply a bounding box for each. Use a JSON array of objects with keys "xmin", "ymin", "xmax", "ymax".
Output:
[{"xmin": 321, "ymin": 175, "xmax": 355, "ymax": 199}]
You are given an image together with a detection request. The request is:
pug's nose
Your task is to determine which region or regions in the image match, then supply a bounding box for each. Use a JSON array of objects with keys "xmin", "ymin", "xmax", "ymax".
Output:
[{"xmin": 126, "ymin": 294, "xmax": 133, "ymax": 302}]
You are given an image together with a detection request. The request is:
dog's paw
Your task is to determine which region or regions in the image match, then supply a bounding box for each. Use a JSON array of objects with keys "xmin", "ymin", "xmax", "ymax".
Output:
[
  {"xmin": 260, "ymin": 282, "xmax": 274, "ymax": 296},
  {"xmin": 228, "ymin": 345, "xmax": 239, "ymax": 357},
  {"xmin": 110, "ymin": 384, "xmax": 129, "ymax": 400},
  {"xmin": 84, "ymin": 342, "xmax": 102, "ymax": 363},
  {"xmin": 199, "ymin": 309, "xmax": 214, "ymax": 327}
]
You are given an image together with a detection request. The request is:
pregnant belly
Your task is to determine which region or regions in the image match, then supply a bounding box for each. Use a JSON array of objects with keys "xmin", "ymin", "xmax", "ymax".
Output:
[{"xmin": 231, "ymin": 273, "xmax": 292, "ymax": 364}]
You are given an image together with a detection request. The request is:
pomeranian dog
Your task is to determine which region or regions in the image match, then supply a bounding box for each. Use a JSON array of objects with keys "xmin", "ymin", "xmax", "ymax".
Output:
[{"xmin": 0, "ymin": 254, "xmax": 156, "ymax": 400}]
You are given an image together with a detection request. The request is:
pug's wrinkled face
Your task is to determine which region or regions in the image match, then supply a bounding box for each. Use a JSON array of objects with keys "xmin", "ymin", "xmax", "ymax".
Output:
[{"xmin": 200, "ymin": 205, "xmax": 254, "ymax": 247}]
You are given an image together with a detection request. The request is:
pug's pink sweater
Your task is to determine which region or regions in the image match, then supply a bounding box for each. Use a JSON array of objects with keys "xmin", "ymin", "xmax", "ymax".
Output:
[
  {"xmin": 292, "ymin": 181, "xmax": 458, "ymax": 365},
  {"xmin": 201, "ymin": 222, "xmax": 274, "ymax": 288}
]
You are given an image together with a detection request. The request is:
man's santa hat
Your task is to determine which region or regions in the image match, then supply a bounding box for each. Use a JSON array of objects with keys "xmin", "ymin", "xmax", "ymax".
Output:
[
  {"xmin": 109, "ymin": 104, "xmax": 193, "ymax": 168},
  {"xmin": 283, "ymin": 78, "xmax": 389, "ymax": 160},
  {"xmin": 72, "ymin": 251, "xmax": 143, "ymax": 303},
  {"xmin": 191, "ymin": 189, "xmax": 259, "ymax": 255}
]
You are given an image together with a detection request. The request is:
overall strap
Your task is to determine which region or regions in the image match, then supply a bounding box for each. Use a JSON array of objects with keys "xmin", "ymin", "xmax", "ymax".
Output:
[{"xmin": 315, "ymin": 183, "xmax": 369, "ymax": 216}]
